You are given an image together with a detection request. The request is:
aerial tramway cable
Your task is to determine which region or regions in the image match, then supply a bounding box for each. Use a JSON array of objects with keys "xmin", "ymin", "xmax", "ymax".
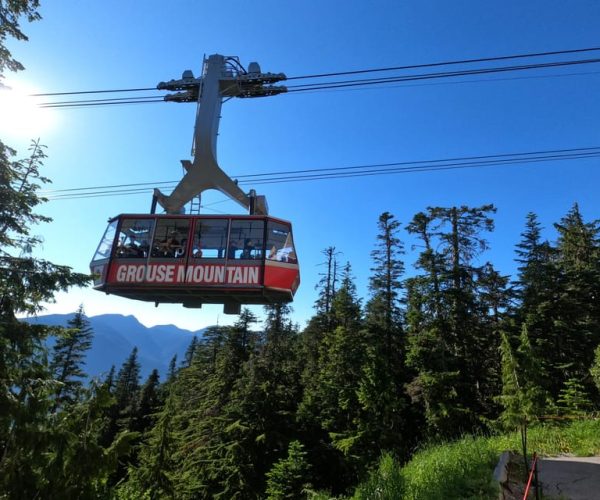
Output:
[
  {"xmin": 31, "ymin": 45, "xmax": 600, "ymax": 97},
  {"xmin": 44, "ymin": 146, "xmax": 600, "ymax": 201},
  {"xmin": 31, "ymin": 47, "xmax": 600, "ymax": 108}
]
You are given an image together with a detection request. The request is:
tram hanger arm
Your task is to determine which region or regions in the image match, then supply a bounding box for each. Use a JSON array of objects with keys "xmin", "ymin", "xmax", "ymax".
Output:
[
  {"xmin": 155, "ymin": 55, "xmax": 282, "ymax": 215},
  {"xmin": 154, "ymin": 157, "xmax": 268, "ymax": 215}
]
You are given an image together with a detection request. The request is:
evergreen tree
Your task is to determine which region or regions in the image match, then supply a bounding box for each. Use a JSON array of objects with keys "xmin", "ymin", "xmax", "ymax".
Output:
[
  {"xmin": 0, "ymin": 138, "xmax": 87, "ymax": 317},
  {"xmin": 498, "ymin": 331, "xmax": 533, "ymax": 475},
  {"xmin": 475, "ymin": 262, "xmax": 513, "ymax": 415},
  {"xmin": 167, "ymin": 307, "xmax": 302, "ymax": 499},
  {"xmin": 0, "ymin": 7, "xmax": 89, "ymax": 492},
  {"xmin": 166, "ymin": 353, "xmax": 178, "ymax": 385},
  {"xmin": 0, "ymin": 0, "xmax": 41, "ymax": 79},
  {"xmin": 120, "ymin": 389, "xmax": 177, "ymax": 500},
  {"xmin": 515, "ymin": 324, "xmax": 546, "ymax": 417},
  {"xmin": 310, "ymin": 266, "xmax": 365, "ymax": 424},
  {"xmin": 512, "ymin": 212, "xmax": 558, "ymax": 405},
  {"xmin": 557, "ymin": 378, "xmax": 593, "ymax": 416},
  {"xmin": 514, "ymin": 212, "xmax": 556, "ymax": 315},
  {"xmin": 50, "ymin": 304, "xmax": 94, "ymax": 407},
  {"xmin": 314, "ymin": 246, "xmax": 340, "ymax": 322},
  {"xmin": 365, "ymin": 212, "xmax": 404, "ymax": 336},
  {"xmin": 183, "ymin": 335, "xmax": 199, "ymax": 367},
  {"xmin": 171, "ymin": 310, "xmax": 259, "ymax": 498},
  {"xmin": 42, "ymin": 382, "xmax": 137, "ymax": 499},
  {"xmin": 356, "ymin": 212, "xmax": 413, "ymax": 461},
  {"xmin": 513, "ymin": 206, "xmax": 600, "ymax": 405},
  {"xmin": 405, "ymin": 211, "xmax": 457, "ymax": 437},
  {"xmin": 298, "ymin": 247, "xmax": 343, "ymax": 421},
  {"xmin": 214, "ymin": 304, "xmax": 302, "ymax": 497},
  {"xmin": 553, "ymin": 204, "xmax": 600, "ymax": 387},
  {"xmin": 265, "ymin": 440, "xmax": 311, "ymax": 499},
  {"xmin": 114, "ymin": 347, "xmax": 142, "ymax": 430},
  {"xmin": 405, "ymin": 205, "xmax": 500, "ymax": 437},
  {"xmin": 591, "ymin": 345, "xmax": 600, "ymax": 395},
  {"xmin": 133, "ymin": 369, "xmax": 161, "ymax": 434},
  {"xmin": 299, "ymin": 268, "xmax": 366, "ymax": 491},
  {"xmin": 98, "ymin": 364, "xmax": 119, "ymax": 445},
  {"xmin": 0, "ymin": 318, "xmax": 55, "ymax": 497},
  {"xmin": 105, "ymin": 348, "xmax": 143, "ymax": 486},
  {"xmin": 192, "ymin": 325, "xmax": 228, "ymax": 374},
  {"xmin": 330, "ymin": 262, "xmax": 362, "ymax": 330},
  {"xmin": 103, "ymin": 365, "xmax": 116, "ymax": 391},
  {"xmin": 298, "ymin": 249, "xmax": 340, "ymax": 418}
]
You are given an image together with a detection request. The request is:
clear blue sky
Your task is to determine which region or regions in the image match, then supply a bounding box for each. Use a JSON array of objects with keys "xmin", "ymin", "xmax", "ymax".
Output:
[{"xmin": 2, "ymin": 0, "xmax": 600, "ymax": 330}]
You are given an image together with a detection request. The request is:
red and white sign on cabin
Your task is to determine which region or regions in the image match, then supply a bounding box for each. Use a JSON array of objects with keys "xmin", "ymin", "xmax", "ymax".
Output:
[{"xmin": 109, "ymin": 263, "xmax": 261, "ymax": 286}]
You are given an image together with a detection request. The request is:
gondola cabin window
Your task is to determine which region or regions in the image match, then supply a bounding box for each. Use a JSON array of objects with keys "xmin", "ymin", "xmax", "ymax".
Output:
[
  {"xmin": 93, "ymin": 220, "xmax": 118, "ymax": 261},
  {"xmin": 267, "ymin": 221, "xmax": 297, "ymax": 263},
  {"xmin": 229, "ymin": 219, "xmax": 265, "ymax": 260},
  {"xmin": 193, "ymin": 219, "xmax": 229, "ymax": 259},
  {"xmin": 151, "ymin": 219, "xmax": 190, "ymax": 258},
  {"xmin": 116, "ymin": 219, "xmax": 154, "ymax": 259}
]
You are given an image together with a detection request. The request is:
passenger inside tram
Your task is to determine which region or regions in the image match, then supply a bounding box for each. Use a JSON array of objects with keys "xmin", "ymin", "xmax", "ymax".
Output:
[
  {"xmin": 117, "ymin": 235, "xmax": 144, "ymax": 258},
  {"xmin": 116, "ymin": 219, "xmax": 154, "ymax": 259},
  {"xmin": 227, "ymin": 240, "xmax": 240, "ymax": 259},
  {"xmin": 194, "ymin": 219, "xmax": 228, "ymax": 259},
  {"xmin": 151, "ymin": 219, "xmax": 189, "ymax": 258},
  {"xmin": 240, "ymin": 239, "xmax": 256, "ymax": 259},
  {"xmin": 156, "ymin": 232, "xmax": 183, "ymax": 258},
  {"xmin": 230, "ymin": 219, "xmax": 264, "ymax": 260}
]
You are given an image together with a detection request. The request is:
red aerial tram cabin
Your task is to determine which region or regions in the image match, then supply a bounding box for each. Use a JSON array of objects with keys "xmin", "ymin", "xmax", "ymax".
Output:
[{"xmin": 90, "ymin": 214, "xmax": 300, "ymax": 314}]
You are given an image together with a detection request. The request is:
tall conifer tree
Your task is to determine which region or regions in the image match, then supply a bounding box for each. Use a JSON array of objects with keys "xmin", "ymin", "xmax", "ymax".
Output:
[
  {"xmin": 133, "ymin": 369, "xmax": 161, "ymax": 434},
  {"xmin": 366, "ymin": 212, "xmax": 404, "ymax": 336},
  {"xmin": 511, "ymin": 212, "xmax": 557, "ymax": 407},
  {"xmin": 183, "ymin": 336, "xmax": 198, "ymax": 367},
  {"xmin": 172, "ymin": 310, "xmax": 258, "ymax": 498},
  {"xmin": 513, "ymin": 206, "xmax": 600, "ymax": 404},
  {"xmin": 299, "ymin": 266, "xmax": 366, "ymax": 490},
  {"xmin": 357, "ymin": 212, "xmax": 412, "ymax": 460},
  {"xmin": 405, "ymin": 205, "xmax": 499, "ymax": 437},
  {"xmin": 214, "ymin": 303, "xmax": 302, "ymax": 497},
  {"xmin": 299, "ymin": 248, "xmax": 340, "ymax": 417},
  {"xmin": 114, "ymin": 347, "xmax": 142, "ymax": 431},
  {"xmin": 121, "ymin": 389, "xmax": 177, "ymax": 499},
  {"xmin": 497, "ymin": 330, "xmax": 536, "ymax": 475},
  {"xmin": 553, "ymin": 204, "xmax": 600, "ymax": 387},
  {"xmin": 51, "ymin": 305, "xmax": 94, "ymax": 407},
  {"xmin": 0, "ymin": 5, "xmax": 121, "ymax": 496}
]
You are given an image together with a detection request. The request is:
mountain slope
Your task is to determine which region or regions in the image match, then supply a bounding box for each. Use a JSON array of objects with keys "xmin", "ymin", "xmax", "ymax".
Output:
[{"xmin": 25, "ymin": 313, "xmax": 207, "ymax": 380}]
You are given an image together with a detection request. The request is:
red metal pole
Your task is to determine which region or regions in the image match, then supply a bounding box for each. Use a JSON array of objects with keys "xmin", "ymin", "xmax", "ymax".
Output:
[{"xmin": 523, "ymin": 452, "xmax": 538, "ymax": 500}]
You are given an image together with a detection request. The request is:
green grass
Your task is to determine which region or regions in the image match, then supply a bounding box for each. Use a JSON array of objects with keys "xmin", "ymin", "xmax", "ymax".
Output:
[{"xmin": 346, "ymin": 419, "xmax": 600, "ymax": 500}]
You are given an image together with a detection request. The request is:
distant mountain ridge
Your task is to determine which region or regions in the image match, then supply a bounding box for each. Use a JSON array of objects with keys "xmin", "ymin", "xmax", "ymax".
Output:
[{"xmin": 25, "ymin": 313, "xmax": 207, "ymax": 381}]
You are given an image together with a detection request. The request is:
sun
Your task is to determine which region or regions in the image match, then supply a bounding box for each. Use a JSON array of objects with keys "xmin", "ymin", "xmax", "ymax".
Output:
[{"xmin": 0, "ymin": 79, "xmax": 57, "ymax": 141}]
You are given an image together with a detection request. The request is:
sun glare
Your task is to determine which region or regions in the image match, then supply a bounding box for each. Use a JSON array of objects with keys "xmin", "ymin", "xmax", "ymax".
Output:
[{"xmin": 0, "ymin": 80, "xmax": 57, "ymax": 140}]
